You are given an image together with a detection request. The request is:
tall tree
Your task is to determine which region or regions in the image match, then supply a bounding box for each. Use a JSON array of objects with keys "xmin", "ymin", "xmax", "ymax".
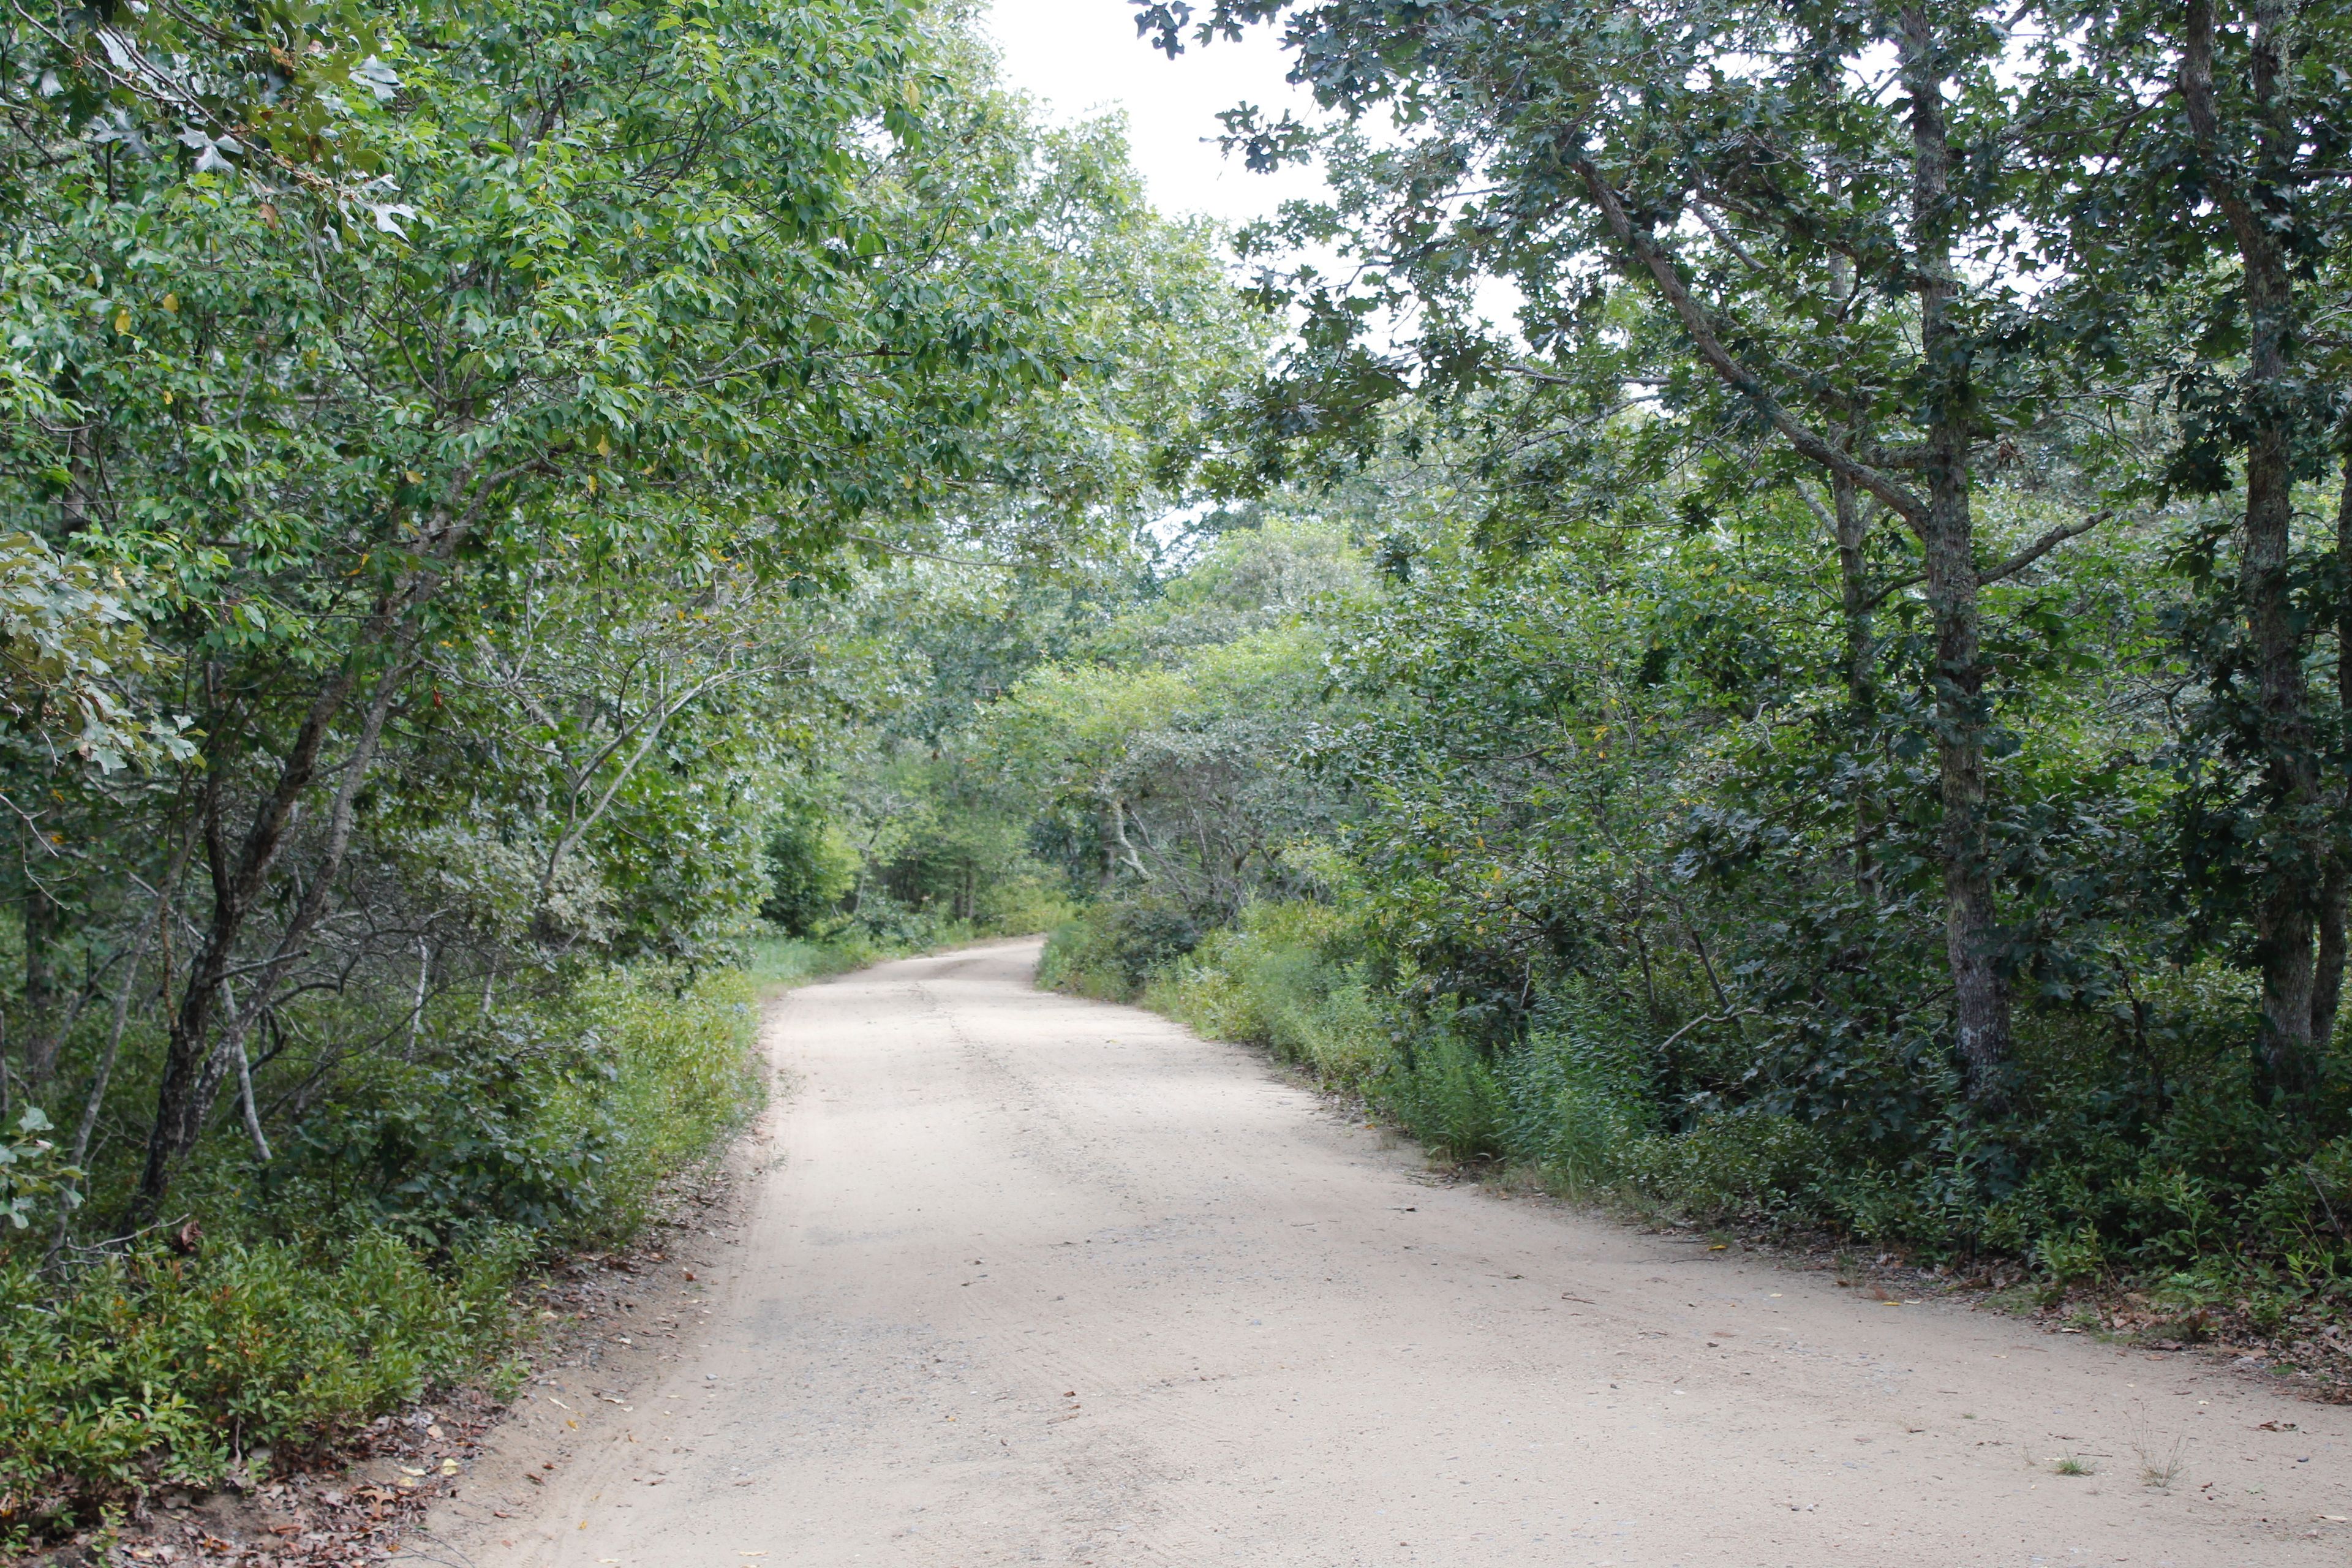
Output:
[
  {"xmin": 1138, "ymin": 0, "xmax": 2115, "ymax": 1103},
  {"xmin": 2021, "ymin": 0, "xmax": 2352, "ymax": 1099},
  {"xmin": 0, "ymin": 0, "xmax": 1254, "ymax": 1213}
]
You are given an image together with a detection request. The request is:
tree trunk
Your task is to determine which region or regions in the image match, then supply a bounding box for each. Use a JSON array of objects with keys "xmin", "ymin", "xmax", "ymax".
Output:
[
  {"xmin": 134, "ymin": 620, "xmax": 416, "ymax": 1215},
  {"xmin": 1902, "ymin": 6, "xmax": 2013, "ymax": 1107},
  {"xmin": 2315, "ymin": 863, "xmax": 2345, "ymax": 1051},
  {"xmin": 1829, "ymin": 471, "xmax": 1884, "ymax": 903},
  {"xmin": 2183, "ymin": 0, "xmax": 2322, "ymax": 1099},
  {"xmin": 1101, "ymin": 795, "xmax": 1147, "ymax": 888},
  {"xmin": 20, "ymin": 878, "xmax": 62, "ymax": 1090},
  {"xmin": 1570, "ymin": 9, "xmax": 2016, "ymax": 1107},
  {"xmin": 2314, "ymin": 446, "xmax": 2352, "ymax": 1050},
  {"xmin": 2244, "ymin": 398, "xmax": 2320, "ymax": 1095},
  {"xmin": 1923, "ymin": 497, "xmax": 2011, "ymax": 1106}
]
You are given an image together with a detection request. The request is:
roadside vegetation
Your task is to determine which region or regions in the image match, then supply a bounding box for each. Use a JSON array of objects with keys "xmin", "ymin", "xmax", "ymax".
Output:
[
  {"xmin": 0, "ymin": 0, "xmax": 1250, "ymax": 1540},
  {"xmin": 1009, "ymin": 0, "xmax": 2352, "ymax": 1385},
  {"xmin": 1033, "ymin": 503, "xmax": 2352, "ymax": 1378},
  {"xmin": 7, "ymin": 0, "xmax": 2352, "ymax": 1540}
]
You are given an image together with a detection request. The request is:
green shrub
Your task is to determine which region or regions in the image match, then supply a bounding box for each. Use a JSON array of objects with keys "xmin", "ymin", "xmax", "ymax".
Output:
[
  {"xmin": 0, "ymin": 957, "xmax": 775, "ymax": 1539},
  {"xmin": 1378, "ymin": 1031, "xmax": 1510, "ymax": 1161},
  {"xmin": 741, "ymin": 929, "xmax": 883, "ymax": 987},
  {"xmin": 1148, "ymin": 901, "xmax": 1389, "ymax": 1088},
  {"xmin": 970, "ymin": 873, "xmax": 1077, "ymax": 938},
  {"xmin": 569, "ymin": 965, "xmax": 764, "ymax": 1235},
  {"xmin": 1039, "ymin": 897, "xmax": 1205, "ymax": 1000},
  {"xmin": 270, "ymin": 966, "xmax": 760, "ymax": 1247},
  {"xmin": 1140, "ymin": 899, "xmax": 1646, "ymax": 1176},
  {"xmin": 1115, "ymin": 891, "xmax": 2352, "ymax": 1327},
  {"xmin": 760, "ymin": 809, "xmax": 861, "ymax": 935},
  {"xmin": 802, "ymin": 878, "xmax": 1070, "ymax": 962},
  {"xmin": 1496, "ymin": 1028, "xmax": 1653, "ymax": 1196},
  {"xmin": 2033, "ymin": 1222, "xmax": 2108, "ymax": 1285},
  {"xmin": 0, "ymin": 1226, "xmax": 526, "ymax": 1533},
  {"xmin": 1619, "ymin": 1112, "xmax": 1836, "ymax": 1227}
]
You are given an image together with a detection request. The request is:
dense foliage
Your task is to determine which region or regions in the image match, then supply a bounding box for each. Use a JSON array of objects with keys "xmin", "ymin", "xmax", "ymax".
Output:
[
  {"xmin": 11, "ymin": 0, "xmax": 2352, "ymax": 1526},
  {"xmin": 0, "ymin": 0, "xmax": 1255, "ymax": 1532},
  {"xmin": 1002, "ymin": 0, "xmax": 2352, "ymax": 1375}
]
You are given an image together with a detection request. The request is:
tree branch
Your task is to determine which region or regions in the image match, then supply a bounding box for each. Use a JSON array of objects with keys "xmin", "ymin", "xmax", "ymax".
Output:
[
  {"xmin": 1569, "ymin": 157, "xmax": 1926, "ymax": 529},
  {"xmin": 1862, "ymin": 512, "xmax": 2111, "ymax": 611}
]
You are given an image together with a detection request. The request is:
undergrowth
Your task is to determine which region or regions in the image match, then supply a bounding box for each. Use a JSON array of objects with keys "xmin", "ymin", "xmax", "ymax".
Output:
[
  {"xmin": 1049, "ymin": 894, "xmax": 2352, "ymax": 1385},
  {"xmin": 0, "ymin": 951, "xmax": 802, "ymax": 1541}
]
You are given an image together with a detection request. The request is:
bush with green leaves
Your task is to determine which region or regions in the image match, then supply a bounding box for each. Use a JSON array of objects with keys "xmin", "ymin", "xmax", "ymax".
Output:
[
  {"xmin": 1497, "ymin": 1025, "xmax": 1656, "ymax": 1199},
  {"xmin": 264, "ymin": 966, "xmax": 761, "ymax": 1249},
  {"xmin": 1148, "ymin": 900, "xmax": 1389, "ymax": 1088},
  {"xmin": 761, "ymin": 809, "xmax": 862, "ymax": 937},
  {"xmin": 1121, "ymin": 890, "xmax": 2352, "ymax": 1338},
  {"xmin": 1039, "ymin": 899, "xmax": 1208, "ymax": 1001},
  {"xmin": 1377, "ymin": 1031, "xmax": 1510, "ymax": 1163},
  {"xmin": 0, "ymin": 1226, "xmax": 526, "ymax": 1536},
  {"xmin": 0, "ymin": 960, "xmax": 761, "ymax": 1537}
]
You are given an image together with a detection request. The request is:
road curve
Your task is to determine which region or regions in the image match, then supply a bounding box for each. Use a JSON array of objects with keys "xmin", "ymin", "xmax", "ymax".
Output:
[{"xmin": 470, "ymin": 938, "xmax": 2348, "ymax": 1567}]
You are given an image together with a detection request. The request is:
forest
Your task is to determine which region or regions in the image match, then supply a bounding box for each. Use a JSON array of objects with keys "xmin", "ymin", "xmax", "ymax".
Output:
[{"xmin": 5, "ymin": 0, "xmax": 2352, "ymax": 1539}]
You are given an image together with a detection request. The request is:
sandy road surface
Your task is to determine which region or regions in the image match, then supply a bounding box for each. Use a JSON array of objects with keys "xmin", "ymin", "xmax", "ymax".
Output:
[{"xmin": 459, "ymin": 939, "xmax": 2352, "ymax": 1567}]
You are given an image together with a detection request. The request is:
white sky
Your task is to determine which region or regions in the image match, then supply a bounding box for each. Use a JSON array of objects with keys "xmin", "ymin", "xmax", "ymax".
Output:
[
  {"xmin": 980, "ymin": 0, "xmax": 1525, "ymax": 347},
  {"xmin": 980, "ymin": 0, "xmax": 1328, "ymax": 230}
]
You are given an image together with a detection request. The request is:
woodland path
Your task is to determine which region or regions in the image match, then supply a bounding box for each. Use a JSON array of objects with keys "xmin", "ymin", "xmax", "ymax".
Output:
[{"xmin": 450, "ymin": 939, "xmax": 2350, "ymax": 1567}]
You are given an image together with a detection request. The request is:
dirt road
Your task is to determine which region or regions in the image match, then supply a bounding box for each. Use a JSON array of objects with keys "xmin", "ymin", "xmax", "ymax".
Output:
[{"xmin": 451, "ymin": 940, "xmax": 2350, "ymax": 1566}]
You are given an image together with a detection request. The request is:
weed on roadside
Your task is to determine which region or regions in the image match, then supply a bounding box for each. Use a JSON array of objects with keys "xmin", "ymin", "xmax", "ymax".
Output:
[{"xmin": 2137, "ymin": 1434, "xmax": 2187, "ymax": 1490}]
